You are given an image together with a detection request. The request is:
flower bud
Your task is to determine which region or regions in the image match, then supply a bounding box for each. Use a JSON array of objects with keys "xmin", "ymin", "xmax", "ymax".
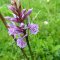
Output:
[{"xmin": 8, "ymin": 5, "xmax": 16, "ymax": 12}]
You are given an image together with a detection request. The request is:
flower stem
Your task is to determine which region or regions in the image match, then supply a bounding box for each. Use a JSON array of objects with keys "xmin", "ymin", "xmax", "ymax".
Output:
[
  {"xmin": 24, "ymin": 30, "xmax": 34, "ymax": 60},
  {"xmin": 0, "ymin": 13, "xmax": 8, "ymax": 28},
  {"xmin": 0, "ymin": 13, "xmax": 29, "ymax": 60},
  {"xmin": 21, "ymin": 48, "xmax": 29, "ymax": 60},
  {"xmin": 26, "ymin": 36, "xmax": 34, "ymax": 60}
]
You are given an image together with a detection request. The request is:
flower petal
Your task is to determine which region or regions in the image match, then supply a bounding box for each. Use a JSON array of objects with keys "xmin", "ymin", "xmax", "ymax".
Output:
[
  {"xmin": 28, "ymin": 24, "xmax": 39, "ymax": 34},
  {"xmin": 8, "ymin": 5, "xmax": 16, "ymax": 11},
  {"xmin": 23, "ymin": 9, "xmax": 32, "ymax": 19},
  {"xmin": 5, "ymin": 16, "xmax": 20, "ymax": 23},
  {"xmin": 17, "ymin": 38, "xmax": 27, "ymax": 48}
]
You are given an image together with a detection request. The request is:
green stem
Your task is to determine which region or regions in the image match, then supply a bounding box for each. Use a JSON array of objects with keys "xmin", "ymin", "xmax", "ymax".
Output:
[
  {"xmin": 26, "ymin": 36, "xmax": 34, "ymax": 60},
  {"xmin": 24, "ymin": 30, "xmax": 34, "ymax": 60},
  {"xmin": 21, "ymin": 48, "xmax": 29, "ymax": 60},
  {"xmin": 0, "ymin": 13, "xmax": 7, "ymax": 28}
]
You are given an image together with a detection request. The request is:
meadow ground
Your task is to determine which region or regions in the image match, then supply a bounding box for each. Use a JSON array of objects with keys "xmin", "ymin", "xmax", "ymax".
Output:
[{"xmin": 0, "ymin": 0, "xmax": 60, "ymax": 60}]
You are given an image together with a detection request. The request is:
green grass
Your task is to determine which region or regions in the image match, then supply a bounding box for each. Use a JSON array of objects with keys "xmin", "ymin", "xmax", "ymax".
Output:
[{"xmin": 0, "ymin": 0, "xmax": 60, "ymax": 60}]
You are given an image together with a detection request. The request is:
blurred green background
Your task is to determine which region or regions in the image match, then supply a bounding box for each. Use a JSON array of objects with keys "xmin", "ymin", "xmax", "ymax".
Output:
[{"xmin": 0, "ymin": 0, "xmax": 60, "ymax": 60}]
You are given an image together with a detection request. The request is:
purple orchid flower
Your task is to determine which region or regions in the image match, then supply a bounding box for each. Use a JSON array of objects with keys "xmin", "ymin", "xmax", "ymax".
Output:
[
  {"xmin": 17, "ymin": 38, "xmax": 27, "ymax": 48},
  {"xmin": 8, "ymin": 5, "xmax": 18, "ymax": 15},
  {"xmin": 8, "ymin": 24, "xmax": 24, "ymax": 35},
  {"xmin": 28, "ymin": 24, "xmax": 39, "ymax": 34},
  {"xmin": 8, "ymin": 5, "xmax": 16, "ymax": 11},
  {"xmin": 23, "ymin": 9, "xmax": 32, "ymax": 19},
  {"xmin": 5, "ymin": 16, "xmax": 20, "ymax": 23},
  {"xmin": 4, "ymin": 0, "xmax": 39, "ymax": 49}
]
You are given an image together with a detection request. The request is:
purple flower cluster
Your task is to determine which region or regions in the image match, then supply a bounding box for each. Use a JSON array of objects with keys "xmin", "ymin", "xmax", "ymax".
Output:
[{"xmin": 5, "ymin": 0, "xmax": 39, "ymax": 48}]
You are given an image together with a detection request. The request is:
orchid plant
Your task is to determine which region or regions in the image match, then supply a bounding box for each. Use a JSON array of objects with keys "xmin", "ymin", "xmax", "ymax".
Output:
[{"xmin": 0, "ymin": 0, "xmax": 39, "ymax": 60}]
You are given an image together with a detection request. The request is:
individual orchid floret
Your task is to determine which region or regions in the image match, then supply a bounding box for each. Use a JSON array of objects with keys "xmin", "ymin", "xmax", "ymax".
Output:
[
  {"xmin": 8, "ymin": 5, "xmax": 18, "ymax": 15},
  {"xmin": 26, "ymin": 9, "xmax": 32, "ymax": 16},
  {"xmin": 5, "ymin": 16, "xmax": 20, "ymax": 23},
  {"xmin": 8, "ymin": 5, "xmax": 16, "ymax": 11},
  {"xmin": 23, "ymin": 9, "xmax": 32, "ymax": 19},
  {"xmin": 8, "ymin": 5, "xmax": 17, "ymax": 13},
  {"xmin": 22, "ymin": 9, "xmax": 26, "ymax": 14},
  {"xmin": 28, "ymin": 24, "xmax": 39, "ymax": 34},
  {"xmin": 21, "ymin": 9, "xmax": 26, "ymax": 18},
  {"xmin": 8, "ymin": 26, "xmax": 19, "ymax": 35},
  {"xmin": 17, "ymin": 38, "xmax": 27, "ymax": 48},
  {"xmin": 8, "ymin": 25, "xmax": 24, "ymax": 35},
  {"xmin": 8, "ymin": 27, "xmax": 15, "ymax": 35}
]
